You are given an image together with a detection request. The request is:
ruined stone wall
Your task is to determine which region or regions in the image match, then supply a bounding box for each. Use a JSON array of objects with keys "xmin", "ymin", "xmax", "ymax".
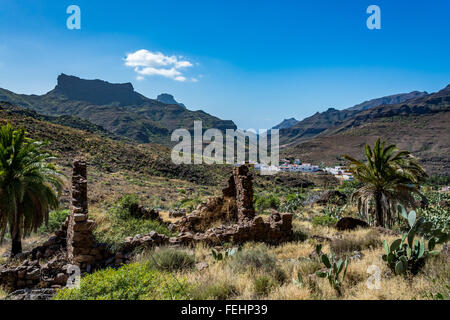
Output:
[
  {"xmin": 174, "ymin": 165, "xmax": 256, "ymax": 232},
  {"xmin": 233, "ymin": 165, "xmax": 255, "ymax": 222},
  {"xmin": 122, "ymin": 210, "xmax": 293, "ymax": 251},
  {"xmin": 176, "ymin": 197, "xmax": 238, "ymax": 233},
  {"xmin": 66, "ymin": 160, "xmax": 107, "ymax": 270},
  {"xmin": 171, "ymin": 211, "xmax": 293, "ymax": 246},
  {"xmin": 128, "ymin": 165, "xmax": 293, "ymax": 250}
]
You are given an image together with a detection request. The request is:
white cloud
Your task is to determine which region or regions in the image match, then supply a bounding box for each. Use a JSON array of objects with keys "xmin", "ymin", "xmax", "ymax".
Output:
[
  {"xmin": 175, "ymin": 60, "xmax": 193, "ymax": 68},
  {"xmin": 124, "ymin": 49, "xmax": 195, "ymax": 82},
  {"xmin": 175, "ymin": 76, "xmax": 186, "ymax": 82}
]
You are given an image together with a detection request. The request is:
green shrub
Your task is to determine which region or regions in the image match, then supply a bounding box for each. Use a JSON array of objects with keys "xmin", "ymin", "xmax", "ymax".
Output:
[
  {"xmin": 113, "ymin": 194, "xmax": 141, "ymax": 220},
  {"xmin": 137, "ymin": 247, "xmax": 195, "ymax": 272},
  {"xmin": 280, "ymin": 193, "xmax": 304, "ymax": 213},
  {"xmin": 338, "ymin": 180, "xmax": 363, "ymax": 197},
  {"xmin": 254, "ymin": 194, "xmax": 280, "ymax": 212},
  {"xmin": 54, "ymin": 262, "xmax": 189, "ymax": 300},
  {"xmin": 293, "ymin": 229, "xmax": 308, "ymax": 242},
  {"xmin": 228, "ymin": 247, "xmax": 286, "ymax": 283},
  {"xmin": 175, "ymin": 197, "xmax": 203, "ymax": 212},
  {"xmin": 228, "ymin": 247, "xmax": 275, "ymax": 272},
  {"xmin": 311, "ymin": 205, "xmax": 345, "ymax": 227},
  {"xmin": 114, "ymin": 194, "xmax": 139, "ymax": 219},
  {"xmin": 189, "ymin": 281, "xmax": 237, "ymax": 300},
  {"xmin": 94, "ymin": 218, "xmax": 173, "ymax": 251},
  {"xmin": 253, "ymin": 274, "xmax": 276, "ymax": 296},
  {"xmin": 321, "ymin": 205, "xmax": 345, "ymax": 220},
  {"xmin": 94, "ymin": 194, "xmax": 174, "ymax": 251},
  {"xmin": 311, "ymin": 215, "xmax": 338, "ymax": 227},
  {"xmin": 38, "ymin": 209, "xmax": 69, "ymax": 234}
]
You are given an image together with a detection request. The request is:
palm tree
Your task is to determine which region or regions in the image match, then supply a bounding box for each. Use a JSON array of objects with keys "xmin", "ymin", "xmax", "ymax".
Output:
[
  {"xmin": 344, "ymin": 139, "xmax": 427, "ymax": 228},
  {"xmin": 0, "ymin": 124, "xmax": 64, "ymax": 255}
]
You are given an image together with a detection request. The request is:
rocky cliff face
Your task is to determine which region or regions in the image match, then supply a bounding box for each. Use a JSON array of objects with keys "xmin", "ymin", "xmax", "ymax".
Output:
[
  {"xmin": 157, "ymin": 93, "xmax": 186, "ymax": 108},
  {"xmin": 54, "ymin": 74, "xmax": 144, "ymax": 106}
]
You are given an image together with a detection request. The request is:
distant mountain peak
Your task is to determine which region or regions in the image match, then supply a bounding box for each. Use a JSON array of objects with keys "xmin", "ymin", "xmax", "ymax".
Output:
[
  {"xmin": 53, "ymin": 73, "xmax": 142, "ymax": 106},
  {"xmin": 347, "ymin": 90, "xmax": 428, "ymax": 112},
  {"xmin": 272, "ymin": 117, "xmax": 299, "ymax": 129},
  {"xmin": 156, "ymin": 93, "xmax": 186, "ymax": 108}
]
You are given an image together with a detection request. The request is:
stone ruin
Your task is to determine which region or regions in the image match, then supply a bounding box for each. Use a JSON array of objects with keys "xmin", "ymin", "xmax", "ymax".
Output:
[
  {"xmin": 66, "ymin": 160, "xmax": 110, "ymax": 269},
  {"xmin": 164, "ymin": 165, "xmax": 293, "ymax": 246},
  {"xmin": 172, "ymin": 165, "xmax": 255, "ymax": 233},
  {"xmin": 0, "ymin": 161, "xmax": 293, "ymax": 297}
]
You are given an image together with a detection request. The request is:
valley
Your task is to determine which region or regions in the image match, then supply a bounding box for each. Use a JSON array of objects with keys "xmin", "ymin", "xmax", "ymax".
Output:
[{"xmin": 0, "ymin": 75, "xmax": 448, "ymax": 302}]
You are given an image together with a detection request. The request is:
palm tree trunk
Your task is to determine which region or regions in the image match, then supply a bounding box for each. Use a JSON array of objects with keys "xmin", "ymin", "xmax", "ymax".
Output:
[
  {"xmin": 10, "ymin": 204, "xmax": 23, "ymax": 256},
  {"xmin": 374, "ymin": 191, "xmax": 384, "ymax": 227},
  {"xmin": 11, "ymin": 231, "xmax": 22, "ymax": 256}
]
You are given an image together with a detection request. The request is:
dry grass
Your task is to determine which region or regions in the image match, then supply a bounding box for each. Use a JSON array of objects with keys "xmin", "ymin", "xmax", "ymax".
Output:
[
  {"xmin": 158, "ymin": 210, "xmax": 183, "ymax": 224},
  {"xmin": 270, "ymin": 241, "xmax": 314, "ymax": 260},
  {"xmin": 169, "ymin": 217, "xmax": 449, "ymax": 300},
  {"xmin": 330, "ymin": 228, "xmax": 383, "ymax": 255},
  {"xmin": 0, "ymin": 286, "xmax": 7, "ymax": 300},
  {"xmin": 89, "ymin": 207, "xmax": 113, "ymax": 235}
]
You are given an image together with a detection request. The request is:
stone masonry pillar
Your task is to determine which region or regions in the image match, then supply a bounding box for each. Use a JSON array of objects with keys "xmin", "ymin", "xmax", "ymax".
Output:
[
  {"xmin": 233, "ymin": 165, "xmax": 255, "ymax": 222},
  {"xmin": 66, "ymin": 160, "xmax": 98, "ymax": 269}
]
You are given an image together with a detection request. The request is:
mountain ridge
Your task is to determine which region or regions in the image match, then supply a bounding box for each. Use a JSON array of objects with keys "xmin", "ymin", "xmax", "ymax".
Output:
[
  {"xmin": 281, "ymin": 85, "xmax": 450, "ymax": 176},
  {"xmin": 0, "ymin": 74, "xmax": 237, "ymax": 145},
  {"xmin": 279, "ymin": 89, "xmax": 438, "ymax": 145},
  {"xmin": 346, "ymin": 90, "xmax": 428, "ymax": 112},
  {"xmin": 272, "ymin": 118, "xmax": 299, "ymax": 129}
]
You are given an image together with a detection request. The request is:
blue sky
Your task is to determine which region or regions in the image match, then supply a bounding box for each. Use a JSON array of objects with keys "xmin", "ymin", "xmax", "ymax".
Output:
[{"xmin": 0, "ymin": 0, "xmax": 449, "ymax": 129}]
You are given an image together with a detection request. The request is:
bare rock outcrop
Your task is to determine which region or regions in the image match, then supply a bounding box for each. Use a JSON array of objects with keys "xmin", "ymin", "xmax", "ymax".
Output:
[
  {"xmin": 169, "ymin": 208, "xmax": 187, "ymax": 218},
  {"xmin": 335, "ymin": 217, "xmax": 369, "ymax": 231}
]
